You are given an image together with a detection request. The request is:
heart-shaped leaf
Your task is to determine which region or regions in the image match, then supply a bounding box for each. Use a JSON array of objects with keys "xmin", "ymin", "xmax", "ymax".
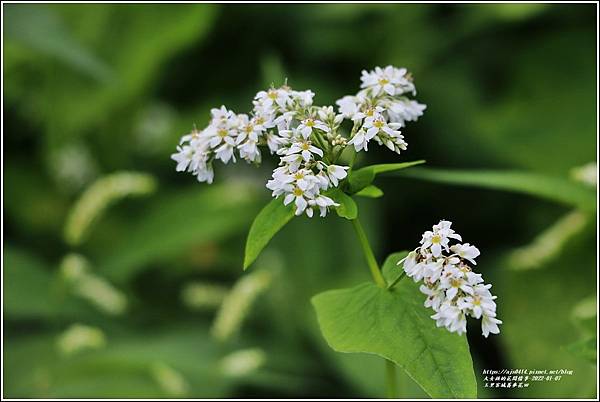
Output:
[{"xmin": 312, "ymin": 280, "xmax": 477, "ymax": 398}]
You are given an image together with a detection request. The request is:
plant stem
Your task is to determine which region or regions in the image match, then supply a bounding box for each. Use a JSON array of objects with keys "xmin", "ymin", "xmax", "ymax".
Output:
[
  {"xmin": 386, "ymin": 359, "xmax": 398, "ymax": 398},
  {"xmin": 350, "ymin": 218, "xmax": 386, "ymax": 288}
]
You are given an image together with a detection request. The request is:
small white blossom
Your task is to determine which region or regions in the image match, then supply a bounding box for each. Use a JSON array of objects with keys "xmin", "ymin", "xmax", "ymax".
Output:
[
  {"xmin": 214, "ymin": 137, "xmax": 237, "ymax": 163},
  {"xmin": 309, "ymin": 195, "xmax": 339, "ymax": 217},
  {"xmin": 481, "ymin": 315, "xmax": 502, "ymax": 338},
  {"xmin": 347, "ymin": 129, "xmax": 375, "ymax": 152},
  {"xmin": 360, "ymin": 65, "xmax": 415, "ymax": 96},
  {"xmin": 450, "ymin": 243, "xmax": 480, "ymax": 265},
  {"xmin": 323, "ymin": 164, "xmax": 349, "ymax": 187},
  {"xmin": 336, "ymin": 95, "xmax": 360, "ymax": 118},
  {"xmin": 287, "ymin": 139, "xmax": 324, "ymax": 162},
  {"xmin": 254, "ymin": 88, "xmax": 290, "ymax": 112},
  {"xmin": 292, "ymin": 90, "xmax": 315, "ymax": 107},
  {"xmin": 386, "ymin": 99, "xmax": 427, "ymax": 126},
  {"xmin": 297, "ymin": 118, "xmax": 330, "ymax": 139}
]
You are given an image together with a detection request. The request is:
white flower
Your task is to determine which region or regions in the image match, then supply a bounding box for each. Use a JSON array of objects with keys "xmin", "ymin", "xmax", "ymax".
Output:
[
  {"xmin": 424, "ymin": 259, "xmax": 445, "ymax": 282},
  {"xmin": 433, "ymin": 220, "xmax": 462, "ymax": 241},
  {"xmin": 363, "ymin": 115, "xmax": 402, "ymax": 140},
  {"xmin": 387, "ymin": 99, "xmax": 427, "ymax": 126},
  {"xmin": 347, "ymin": 128, "xmax": 376, "ymax": 152},
  {"xmin": 286, "ymin": 139, "xmax": 324, "ymax": 162},
  {"xmin": 420, "ymin": 220, "xmax": 462, "ymax": 257},
  {"xmin": 280, "ymin": 153, "xmax": 304, "ymax": 172},
  {"xmin": 172, "ymin": 144, "xmax": 194, "ymax": 172},
  {"xmin": 195, "ymin": 162, "xmax": 214, "ymax": 184},
  {"xmin": 211, "ymin": 105, "xmax": 236, "ymax": 123},
  {"xmin": 254, "ymin": 87, "xmax": 290, "ymax": 112},
  {"xmin": 292, "ymin": 90, "xmax": 315, "ymax": 107},
  {"xmin": 324, "ymin": 164, "xmax": 349, "ymax": 186},
  {"xmin": 481, "ymin": 315, "xmax": 502, "ymax": 338},
  {"xmin": 420, "ymin": 284, "xmax": 444, "ymax": 312},
  {"xmin": 214, "ymin": 136, "xmax": 237, "ymax": 163},
  {"xmin": 238, "ymin": 138, "xmax": 261, "ymax": 163},
  {"xmin": 420, "ymin": 231, "xmax": 448, "ymax": 258},
  {"xmin": 402, "ymin": 251, "xmax": 428, "ymax": 281},
  {"xmin": 297, "ymin": 118, "xmax": 330, "ymax": 139},
  {"xmin": 360, "ymin": 65, "xmax": 415, "ymax": 96},
  {"xmin": 361, "ymin": 66, "xmax": 400, "ymax": 95},
  {"xmin": 309, "ymin": 195, "xmax": 339, "ymax": 217},
  {"xmin": 439, "ymin": 267, "xmax": 474, "ymax": 300},
  {"xmin": 450, "ymin": 243, "xmax": 480, "ymax": 265},
  {"xmin": 265, "ymin": 132, "xmax": 287, "ymax": 154},
  {"xmin": 283, "ymin": 186, "xmax": 312, "ymax": 216},
  {"xmin": 431, "ymin": 302, "xmax": 467, "ymax": 335},
  {"xmin": 335, "ymin": 95, "xmax": 360, "ymax": 118}
]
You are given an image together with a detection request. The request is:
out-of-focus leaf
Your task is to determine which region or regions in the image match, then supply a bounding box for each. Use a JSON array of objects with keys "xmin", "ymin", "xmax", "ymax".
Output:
[
  {"xmin": 565, "ymin": 337, "xmax": 596, "ymax": 364},
  {"xmin": 497, "ymin": 228, "xmax": 597, "ymax": 398},
  {"xmin": 348, "ymin": 160, "xmax": 425, "ymax": 193},
  {"xmin": 8, "ymin": 4, "xmax": 218, "ymax": 152},
  {"xmin": 473, "ymin": 28, "xmax": 596, "ymax": 175},
  {"xmin": 243, "ymin": 198, "xmax": 295, "ymax": 270},
  {"xmin": 354, "ymin": 185, "xmax": 384, "ymax": 198},
  {"xmin": 312, "ymin": 281, "xmax": 477, "ymax": 398},
  {"xmin": 4, "ymin": 5, "xmax": 111, "ymax": 80},
  {"xmin": 4, "ymin": 246, "xmax": 56, "ymax": 318},
  {"xmin": 507, "ymin": 210, "xmax": 589, "ymax": 270},
  {"xmin": 99, "ymin": 182, "xmax": 262, "ymax": 282},
  {"xmin": 3, "ymin": 326, "xmax": 230, "ymax": 398},
  {"xmin": 396, "ymin": 168, "xmax": 596, "ymax": 212}
]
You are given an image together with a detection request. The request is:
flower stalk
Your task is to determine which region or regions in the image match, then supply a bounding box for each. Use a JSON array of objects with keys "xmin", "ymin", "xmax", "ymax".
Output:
[{"xmin": 350, "ymin": 217, "xmax": 398, "ymax": 398}]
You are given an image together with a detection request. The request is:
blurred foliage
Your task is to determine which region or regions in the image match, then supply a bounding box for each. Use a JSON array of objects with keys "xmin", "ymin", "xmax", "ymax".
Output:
[{"xmin": 3, "ymin": 3, "xmax": 597, "ymax": 398}]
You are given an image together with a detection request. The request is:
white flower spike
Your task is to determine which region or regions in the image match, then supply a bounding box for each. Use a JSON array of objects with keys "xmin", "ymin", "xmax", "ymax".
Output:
[{"xmin": 400, "ymin": 220, "xmax": 501, "ymax": 337}]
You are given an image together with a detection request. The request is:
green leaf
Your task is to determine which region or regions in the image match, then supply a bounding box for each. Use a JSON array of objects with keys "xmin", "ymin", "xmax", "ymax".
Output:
[
  {"xmin": 4, "ymin": 5, "xmax": 112, "ymax": 81},
  {"xmin": 312, "ymin": 281, "xmax": 477, "ymax": 398},
  {"xmin": 348, "ymin": 160, "xmax": 426, "ymax": 193},
  {"xmin": 566, "ymin": 337, "xmax": 597, "ymax": 364},
  {"xmin": 395, "ymin": 167, "xmax": 596, "ymax": 212},
  {"xmin": 243, "ymin": 198, "xmax": 295, "ymax": 270},
  {"xmin": 328, "ymin": 189, "xmax": 358, "ymax": 220},
  {"xmin": 354, "ymin": 185, "xmax": 384, "ymax": 198},
  {"xmin": 381, "ymin": 251, "xmax": 409, "ymax": 284},
  {"xmin": 98, "ymin": 183, "xmax": 262, "ymax": 282},
  {"xmin": 4, "ymin": 246, "xmax": 56, "ymax": 318},
  {"xmin": 347, "ymin": 168, "xmax": 376, "ymax": 194}
]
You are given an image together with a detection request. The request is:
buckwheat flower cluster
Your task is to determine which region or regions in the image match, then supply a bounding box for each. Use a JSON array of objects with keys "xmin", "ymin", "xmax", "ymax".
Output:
[
  {"xmin": 399, "ymin": 220, "xmax": 502, "ymax": 337},
  {"xmin": 172, "ymin": 66, "xmax": 425, "ymax": 218},
  {"xmin": 336, "ymin": 65, "xmax": 426, "ymax": 153}
]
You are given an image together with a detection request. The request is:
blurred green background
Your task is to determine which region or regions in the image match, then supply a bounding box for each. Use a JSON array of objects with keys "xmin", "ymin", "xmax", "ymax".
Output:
[{"xmin": 3, "ymin": 3, "xmax": 597, "ymax": 399}]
